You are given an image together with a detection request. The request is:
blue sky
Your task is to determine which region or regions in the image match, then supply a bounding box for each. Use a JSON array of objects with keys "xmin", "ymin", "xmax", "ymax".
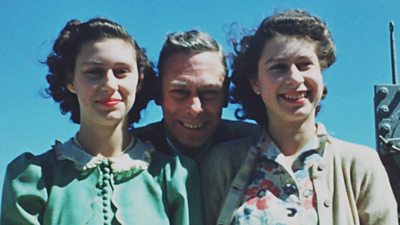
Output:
[{"xmin": 1, "ymin": 0, "xmax": 400, "ymax": 193}]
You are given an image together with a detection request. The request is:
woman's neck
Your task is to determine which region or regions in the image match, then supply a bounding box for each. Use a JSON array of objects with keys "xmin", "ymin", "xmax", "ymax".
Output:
[
  {"xmin": 77, "ymin": 120, "xmax": 132, "ymax": 158},
  {"xmin": 266, "ymin": 115, "xmax": 317, "ymax": 156}
]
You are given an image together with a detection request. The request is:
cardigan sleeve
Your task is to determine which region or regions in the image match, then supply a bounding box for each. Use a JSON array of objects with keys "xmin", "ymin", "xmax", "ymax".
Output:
[
  {"xmin": 1, "ymin": 152, "xmax": 48, "ymax": 225},
  {"xmin": 353, "ymin": 148, "xmax": 398, "ymax": 225}
]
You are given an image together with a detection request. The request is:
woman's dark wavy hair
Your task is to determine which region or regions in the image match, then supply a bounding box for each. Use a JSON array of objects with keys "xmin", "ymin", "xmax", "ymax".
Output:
[
  {"xmin": 231, "ymin": 9, "xmax": 336, "ymax": 126},
  {"xmin": 45, "ymin": 17, "xmax": 156, "ymax": 126}
]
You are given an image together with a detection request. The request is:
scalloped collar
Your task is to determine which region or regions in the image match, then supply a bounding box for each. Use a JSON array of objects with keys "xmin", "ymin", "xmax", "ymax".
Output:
[{"xmin": 53, "ymin": 136, "xmax": 154, "ymax": 173}]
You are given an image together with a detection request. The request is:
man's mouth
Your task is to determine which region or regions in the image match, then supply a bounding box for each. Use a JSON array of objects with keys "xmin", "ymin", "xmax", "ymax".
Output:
[{"xmin": 182, "ymin": 122, "xmax": 204, "ymax": 130}]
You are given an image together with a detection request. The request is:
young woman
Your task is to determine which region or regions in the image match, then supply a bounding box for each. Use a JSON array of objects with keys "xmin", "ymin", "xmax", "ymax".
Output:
[
  {"xmin": 1, "ymin": 18, "xmax": 189, "ymax": 225},
  {"xmin": 201, "ymin": 10, "xmax": 398, "ymax": 225}
]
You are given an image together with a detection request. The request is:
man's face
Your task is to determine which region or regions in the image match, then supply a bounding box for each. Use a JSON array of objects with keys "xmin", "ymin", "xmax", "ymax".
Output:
[{"xmin": 160, "ymin": 51, "xmax": 226, "ymax": 149}]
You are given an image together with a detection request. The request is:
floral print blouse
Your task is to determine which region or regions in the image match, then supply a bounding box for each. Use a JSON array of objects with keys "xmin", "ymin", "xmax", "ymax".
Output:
[{"xmin": 233, "ymin": 136, "xmax": 323, "ymax": 225}]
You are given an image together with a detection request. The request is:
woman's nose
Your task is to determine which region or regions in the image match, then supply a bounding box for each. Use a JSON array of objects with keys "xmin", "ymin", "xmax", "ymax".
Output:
[
  {"xmin": 286, "ymin": 65, "xmax": 305, "ymax": 84},
  {"xmin": 102, "ymin": 69, "xmax": 118, "ymax": 91}
]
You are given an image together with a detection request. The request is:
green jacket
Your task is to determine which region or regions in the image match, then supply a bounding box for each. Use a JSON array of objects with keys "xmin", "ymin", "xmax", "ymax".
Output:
[{"xmin": 1, "ymin": 138, "xmax": 191, "ymax": 225}]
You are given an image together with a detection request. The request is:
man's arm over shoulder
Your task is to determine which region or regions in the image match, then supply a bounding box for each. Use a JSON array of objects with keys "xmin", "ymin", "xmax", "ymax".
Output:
[{"xmin": 218, "ymin": 119, "xmax": 262, "ymax": 142}]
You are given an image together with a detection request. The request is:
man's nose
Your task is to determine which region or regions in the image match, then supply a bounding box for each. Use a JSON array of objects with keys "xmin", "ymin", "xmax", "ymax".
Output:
[{"xmin": 187, "ymin": 96, "xmax": 203, "ymax": 116}]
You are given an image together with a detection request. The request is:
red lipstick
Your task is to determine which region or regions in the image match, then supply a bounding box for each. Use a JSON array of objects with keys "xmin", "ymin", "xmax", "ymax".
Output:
[{"xmin": 97, "ymin": 98, "xmax": 121, "ymax": 107}]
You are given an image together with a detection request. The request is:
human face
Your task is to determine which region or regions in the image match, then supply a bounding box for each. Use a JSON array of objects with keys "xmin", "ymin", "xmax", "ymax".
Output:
[
  {"xmin": 161, "ymin": 51, "xmax": 226, "ymax": 149},
  {"xmin": 67, "ymin": 38, "xmax": 139, "ymax": 127},
  {"xmin": 251, "ymin": 34, "xmax": 324, "ymax": 124}
]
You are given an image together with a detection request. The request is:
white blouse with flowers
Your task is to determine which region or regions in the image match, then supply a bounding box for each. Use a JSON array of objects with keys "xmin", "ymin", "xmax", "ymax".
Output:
[{"xmin": 233, "ymin": 136, "xmax": 322, "ymax": 225}]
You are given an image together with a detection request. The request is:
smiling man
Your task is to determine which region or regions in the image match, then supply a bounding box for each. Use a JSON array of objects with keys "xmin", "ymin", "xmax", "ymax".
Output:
[
  {"xmin": 134, "ymin": 30, "xmax": 259, "ymax": 224},
  {"xmin": 136, "ymin": 30, "xmax": 259, "ymax": 160},
  {"xmin": 159, "ymin": 49, "xmax": 226, "ymax": 156}
]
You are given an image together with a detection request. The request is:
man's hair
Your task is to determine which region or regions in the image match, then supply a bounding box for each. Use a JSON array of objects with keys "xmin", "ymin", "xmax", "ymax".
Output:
[{"xmin": 155, "ymin": 30, "xmax": 229, "ymax": 105}]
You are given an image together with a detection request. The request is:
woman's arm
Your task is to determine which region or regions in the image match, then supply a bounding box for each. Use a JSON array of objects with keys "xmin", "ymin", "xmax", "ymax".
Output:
[{"xmin": 1, "ymin": 153, "xmax": 48, "ymax": 225}]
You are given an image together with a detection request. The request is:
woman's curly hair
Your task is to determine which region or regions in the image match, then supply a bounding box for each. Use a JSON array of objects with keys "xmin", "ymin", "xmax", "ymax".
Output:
[
  {"xmin": 230, "ymin": 9, "xmax": 336, "ymax": 126},
  {"xmin": 45, "ymin": 17, "xmax": 156, "ymax": 126}
]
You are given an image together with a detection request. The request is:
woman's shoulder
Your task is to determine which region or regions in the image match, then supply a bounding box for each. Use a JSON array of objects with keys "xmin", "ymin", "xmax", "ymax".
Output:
[
  {"xmin": 328, "ymin": 136, "xmax": 378, "ymax": 158},
  {"xmin": 2, "ymin": 150, "xmax": 57, "ymax": 225},
  {"xmin": 326, "ymin": 136, "xmax": 385, "ymax": 173},
  {"xmin": 3, "ymin": 148, "xmax": 58, "ymax": 204},
  {"xmin": 317, "ymin": 123, "xmax": 379, "ymax": 162},
  {"xmin": 206, "ymin": 131, "xmax": 260, "ymax": 161},
  {"xmin": 200, "ymin": 132, "xmax": 262, "ymax": 179},
  {"xmin": 6, "ymin": 149, "xmax": 56, "ymax": 177}
]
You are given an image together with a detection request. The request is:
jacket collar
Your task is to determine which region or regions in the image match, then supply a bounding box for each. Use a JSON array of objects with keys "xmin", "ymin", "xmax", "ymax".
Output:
[
  {"xmin": 53, "ymin": 136, "xmax": 154, "ymax": 173},
  {"xmin": 256, "ymin": 122, "xmax": 330, "ymax": 160}
]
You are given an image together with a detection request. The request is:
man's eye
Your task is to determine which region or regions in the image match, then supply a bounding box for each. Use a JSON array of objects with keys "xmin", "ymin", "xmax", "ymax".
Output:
[
  {"xmin": 200, "ymin": 91, "xmax": 220, "ymax": 101},
  {"xmin": 171, "ymin": 90, "xmax": 189, "ymax": 100}
]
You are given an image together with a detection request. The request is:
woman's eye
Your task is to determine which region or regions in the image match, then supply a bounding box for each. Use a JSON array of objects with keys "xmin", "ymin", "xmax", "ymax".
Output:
[
  {"xmin": 297, "ymin": 62, "xmax": 312, "ymax": 71},
  {"xmin": 84, "ymin": 68, "xmax": 104, "ymax": 78},
  {"xmin": 113, "ymin": 68, "xmax": 130, "ymax": 77},
  {"xmin": 269, "ymin": 63, "xmax": 288, "ymax": 72}
]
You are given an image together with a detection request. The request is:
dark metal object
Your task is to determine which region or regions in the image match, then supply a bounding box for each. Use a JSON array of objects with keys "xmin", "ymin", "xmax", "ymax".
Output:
[
  {"xmin": 391, "ymin": 21, "xmax": 398, "ymax": 85},
  {"xmin": 375, "ymin": 21, "xmax": 400, "ymax": 156},
  {"xmin": 374, "ymin": 21, "xmax": 400, "ymax": 219}
]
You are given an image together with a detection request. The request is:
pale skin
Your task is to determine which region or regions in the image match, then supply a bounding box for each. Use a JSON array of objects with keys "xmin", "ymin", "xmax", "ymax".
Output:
[
  {"xmin": 251, "ymin": 34, "xmax": 324, "ymax": 158},
  {"xmin": 67, "ymin": 38, "xmax": 141, "ymax": 158},
  {"xmin": 160, "ymin": 51, "xmax": 226, "ymax": 154}
]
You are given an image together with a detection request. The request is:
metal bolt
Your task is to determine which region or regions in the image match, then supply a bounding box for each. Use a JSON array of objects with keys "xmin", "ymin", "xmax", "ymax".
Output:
[
  {"xmin": 379, "ymin": 105, "xmax": 390, "ymax": 114},
  {"xmin": 379, "ymin": 123, "xmax": 391, "ymax": 135},
  {"xmin": 378, "ymin": 87, "xmax": 389, "ymax": 97}
]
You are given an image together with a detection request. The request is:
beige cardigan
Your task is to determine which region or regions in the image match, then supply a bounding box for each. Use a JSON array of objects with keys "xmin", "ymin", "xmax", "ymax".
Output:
[{"xmin": 201, "ymin": 124, "xmax": 398, "ymax": 225}]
